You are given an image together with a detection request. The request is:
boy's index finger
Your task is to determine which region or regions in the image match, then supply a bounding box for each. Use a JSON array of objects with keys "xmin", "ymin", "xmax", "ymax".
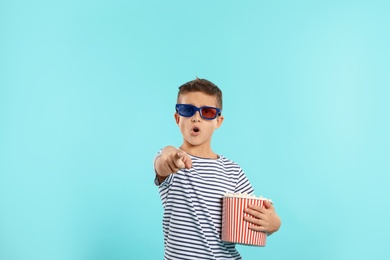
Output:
[
  {"xmin": 183, "ymin": 154, "xmax": 192, "ymax": 169},
  {"xmin": 173, "ymin": 155, "xmax": 185, "ymax": 169},
  {"xmin": 248, "ymin": 204, "xmax": 266, "ymax": 213},
  {"xmin": 176, "ymin": 151, "xmax": 192, "ymax": 169}
]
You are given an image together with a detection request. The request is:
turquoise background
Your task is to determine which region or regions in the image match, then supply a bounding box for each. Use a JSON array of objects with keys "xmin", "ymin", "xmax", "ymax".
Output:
[{"xmin": 1, "ymin": 0, "xmax": 389, "ymax": 259}]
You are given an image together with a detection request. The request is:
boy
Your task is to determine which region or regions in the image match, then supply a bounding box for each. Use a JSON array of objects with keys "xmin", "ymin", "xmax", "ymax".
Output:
[{"xmin": 154, "ymin": 78, "xmax": 281, "ymax": 260}]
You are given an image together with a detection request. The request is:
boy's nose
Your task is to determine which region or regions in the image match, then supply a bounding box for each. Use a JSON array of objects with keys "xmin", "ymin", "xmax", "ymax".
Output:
[{"xmin": 191, "ymin": 111, "xmax": 201, "ymax": 122}]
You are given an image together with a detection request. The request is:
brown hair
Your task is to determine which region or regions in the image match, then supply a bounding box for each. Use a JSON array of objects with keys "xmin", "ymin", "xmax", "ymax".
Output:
[{"xmin": 177, "ymin": 78, "xmax": 223, "ymax": 109}]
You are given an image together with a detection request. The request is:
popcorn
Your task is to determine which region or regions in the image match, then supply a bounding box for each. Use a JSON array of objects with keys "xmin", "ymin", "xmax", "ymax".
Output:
[
  {"xmin": 223, "ymin": 192, "xmax": 273, "ymax": 203},
  {"xmin": 221, "ymin": 193, "xmax": 272, "ymax": 247}
]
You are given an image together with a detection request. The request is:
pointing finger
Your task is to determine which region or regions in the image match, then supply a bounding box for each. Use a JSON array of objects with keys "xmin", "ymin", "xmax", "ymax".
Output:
[{"xmin": 182, "ymin": 154, "xmax": 192, "ymax": 169}]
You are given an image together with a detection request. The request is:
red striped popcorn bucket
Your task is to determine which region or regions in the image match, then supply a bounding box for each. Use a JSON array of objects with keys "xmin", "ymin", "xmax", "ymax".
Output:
[{"xmin": 221, "ymin": 196, "xmax": 267, "ymax": 246}]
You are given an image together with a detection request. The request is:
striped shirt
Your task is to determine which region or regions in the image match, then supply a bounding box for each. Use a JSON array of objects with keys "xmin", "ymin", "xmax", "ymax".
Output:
[{"xmin": 155, "ymin": 154, "xmax": 254, "ymax": 260}]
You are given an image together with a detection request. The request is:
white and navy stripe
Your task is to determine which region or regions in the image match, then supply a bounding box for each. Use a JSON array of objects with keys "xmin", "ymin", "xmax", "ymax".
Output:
[{"xmin": 155, "ymin": 155, "xmax": 254, "ymax": 260}]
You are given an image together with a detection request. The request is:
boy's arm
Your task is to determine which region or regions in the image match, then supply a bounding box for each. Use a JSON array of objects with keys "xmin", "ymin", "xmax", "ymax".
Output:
[
  {"xmin": 243, "ymin": 200, "xmax": 281, "ymax": 235},
  {"xmin": 154, "ymin": 146, "xmax": 192, "ymax": 183}
]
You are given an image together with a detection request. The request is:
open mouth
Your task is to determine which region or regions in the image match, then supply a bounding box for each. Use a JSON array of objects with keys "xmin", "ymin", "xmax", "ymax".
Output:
[{"xmin": 192, "ymin": 127, "xmax": 200, "ymax": 133}]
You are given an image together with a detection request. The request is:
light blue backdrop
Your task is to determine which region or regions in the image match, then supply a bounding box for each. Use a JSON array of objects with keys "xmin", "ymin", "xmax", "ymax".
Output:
[{"xmin": 1, "ymin": 0, "xmax": 389, "ymax": 259}]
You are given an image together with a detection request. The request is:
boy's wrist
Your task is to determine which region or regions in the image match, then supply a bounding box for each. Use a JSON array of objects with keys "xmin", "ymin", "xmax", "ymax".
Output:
[{"xmin": 154, "ymin": 151, "xmax": 171, "ymax": 179}]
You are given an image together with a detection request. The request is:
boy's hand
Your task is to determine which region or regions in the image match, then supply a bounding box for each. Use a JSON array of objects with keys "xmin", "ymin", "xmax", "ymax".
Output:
[
  {"xmin": 155, "ymin": 146, "xmax": 192, "ymax": 182},
  {"xmin": 243, "ymin": 200, "xmax": 281, "ymax": 235}
]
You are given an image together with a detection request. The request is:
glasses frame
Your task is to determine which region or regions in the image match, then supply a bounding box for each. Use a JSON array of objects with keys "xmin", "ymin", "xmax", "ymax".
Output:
[{"xmin": 175, "ymin": 104, "xmax": 222, "ymax": 120}]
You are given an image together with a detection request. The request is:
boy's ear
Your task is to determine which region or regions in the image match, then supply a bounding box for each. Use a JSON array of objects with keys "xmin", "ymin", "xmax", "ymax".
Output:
[
  {"xmin": 216, "ymin": 115, "xmax": 224, "ymax": 129},
  {"xmin": 174, "ymin": 112, "xmax": 180, "ymax": 125}
]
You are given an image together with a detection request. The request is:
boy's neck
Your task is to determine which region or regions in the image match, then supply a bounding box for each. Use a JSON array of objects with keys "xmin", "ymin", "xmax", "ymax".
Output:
[{"xmin": 179, "ymin": 144, "xmax": 218, "ymax": 159}]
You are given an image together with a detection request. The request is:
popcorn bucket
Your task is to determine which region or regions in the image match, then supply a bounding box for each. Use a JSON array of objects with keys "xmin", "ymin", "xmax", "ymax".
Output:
[{"xmin": 221, "ymin": 195, "xmax": 267, "ymax": 246}]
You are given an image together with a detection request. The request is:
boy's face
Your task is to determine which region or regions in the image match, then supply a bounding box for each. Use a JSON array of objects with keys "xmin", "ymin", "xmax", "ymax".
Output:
[{"xmin": 175, "ymin": 92, "xmax": 224, "ymax": 149}]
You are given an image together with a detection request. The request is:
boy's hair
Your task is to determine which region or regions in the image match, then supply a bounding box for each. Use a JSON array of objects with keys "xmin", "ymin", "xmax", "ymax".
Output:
[{"xmin": 177, "ymin": 78, "xmax": 223, "ymax": 109}]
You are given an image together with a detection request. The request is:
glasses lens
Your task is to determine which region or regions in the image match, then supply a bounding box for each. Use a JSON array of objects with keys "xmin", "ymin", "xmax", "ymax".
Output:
[
  {"xmin": 200, "ymin": 107, "xmax": 217, "ymax": 119},
  {"xmin": 179, "ymin": 105, "xmax": 195, "ymax": 117}
]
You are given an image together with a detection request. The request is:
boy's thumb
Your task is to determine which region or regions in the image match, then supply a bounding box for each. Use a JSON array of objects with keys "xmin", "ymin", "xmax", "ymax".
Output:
[
  {"xmin": 263, "ymin": 200, "xmax": 274, "ymax": 209},
  {"xmin": 174, "ymin": 152, "xmax": 185, "ymax": 169}
]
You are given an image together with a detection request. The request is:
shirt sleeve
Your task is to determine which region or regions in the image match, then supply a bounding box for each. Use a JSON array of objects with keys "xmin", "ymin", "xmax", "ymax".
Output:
[
  {"xmin": 154, "ymin": 173, "xmax": 174, "ymax": 187},
  {"xmin": 235, "ymin": 168, "xmax": 255, "ymax": 194}
]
